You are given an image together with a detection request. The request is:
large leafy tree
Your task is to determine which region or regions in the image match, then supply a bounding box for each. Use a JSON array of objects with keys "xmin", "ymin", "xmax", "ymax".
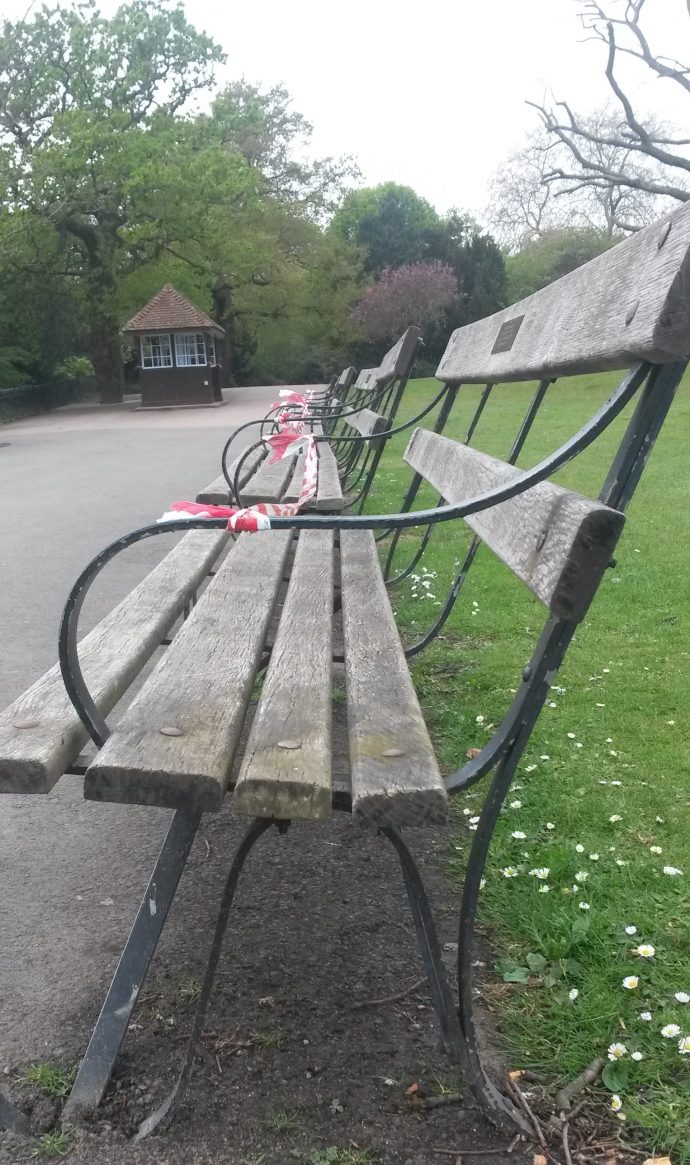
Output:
[
  {"xmin": 0, "ymin": 0, "xmax": 223, "ymax": 401},
  {"xmin": 330, "ymin": 182, "xmax": 439, "ymax": 274}
]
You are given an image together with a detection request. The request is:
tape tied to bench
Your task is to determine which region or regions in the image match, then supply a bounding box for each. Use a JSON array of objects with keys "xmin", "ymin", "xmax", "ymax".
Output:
[{"xmin": 159, "ymin": 433, "xmax": 319, "ymax": 532}]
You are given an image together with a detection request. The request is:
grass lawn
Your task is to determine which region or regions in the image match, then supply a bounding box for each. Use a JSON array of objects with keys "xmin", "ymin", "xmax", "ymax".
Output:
[{"xmin": 364, "ymin": 373, "xmax": 690, "ymax": 1160}]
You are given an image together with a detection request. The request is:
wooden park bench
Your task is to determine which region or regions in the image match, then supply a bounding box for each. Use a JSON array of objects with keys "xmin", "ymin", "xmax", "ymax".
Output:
[
  {"xmin": 1, "ymin": 203, "xmax": 690, "ymax": 1142},
  {"xmin": 197, "ymin": 327, "xmax": 423, "ymax": 511}
]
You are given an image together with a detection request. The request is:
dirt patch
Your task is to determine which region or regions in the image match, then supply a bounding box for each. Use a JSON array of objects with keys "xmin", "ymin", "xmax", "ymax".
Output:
[{"xmin": 0, "ymin": 740, "xmax": 529, "ymax": 1164}]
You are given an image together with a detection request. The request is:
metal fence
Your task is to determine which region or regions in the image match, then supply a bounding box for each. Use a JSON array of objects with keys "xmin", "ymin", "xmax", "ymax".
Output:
[{"xmin": 0, "ymin": 376, "xmax": 97, "ymax": 424}]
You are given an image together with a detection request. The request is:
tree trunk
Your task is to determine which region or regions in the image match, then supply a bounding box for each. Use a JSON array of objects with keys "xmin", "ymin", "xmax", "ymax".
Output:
[
  {"xmin": 90, "ymin": 315, "xmax": 125, "ymax": 404},
  {"xmin": 212, "ymin": 283, "xmax": 236, "ymax": 385}
]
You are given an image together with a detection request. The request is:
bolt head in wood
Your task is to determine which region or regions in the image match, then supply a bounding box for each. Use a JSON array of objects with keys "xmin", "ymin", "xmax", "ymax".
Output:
[
  {"xmin": 13, "ymin": 718, "xmax": 40, "ymax": 730},
  {"xmin": 159, "ymin": 725, "xmax": 184, "ymax": 737},
  {"xmin": 658, "ymin": 220, "xmax": 673, "ymax": 249},
  {"xmin": 382, "ymin": 747, "xmax": 405, "ymax": 757},
  {"xmin": 277, "ymin": 739, "xmax": 302, "ymax": 750},
  {"xmin": 625, "ymin": 300, "xmax": 639, "ymax": 326}
]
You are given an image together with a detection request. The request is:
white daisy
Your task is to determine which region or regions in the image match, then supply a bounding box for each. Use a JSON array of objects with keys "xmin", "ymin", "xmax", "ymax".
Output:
[
  {"xmin": 661, "ymin": 1023, "xmax": 681, "ymax": 1038},
  {"xmin": 608, "ymin": 1042, "xmax": 627, "ymax": 1060},
  {"xmin": 639, "ymin": 1011, "xmax": 652, "ymax": 1021},
  {"xmin": 623, "ymin": 976, "xmax": 639, "ymax": 990},
  {"xmin": 511, "ymin": 831, "xmax": 527, "ymax": 840},
  {"xmin": 649, "ymin": 846, "xmax": 662, "ymax": 854},
  {"xmin": 538, "ymin": 884, "xmax": 550, "ymax": 894},
  {"xmin": 624, "ymin": 925, "xmax": 637, "ymax": 936},
  {"xmin": 579, "ymin": 902, "xmax": 591, "ymax": 911},
  {"xmin": 528, "ymin": 867, "xmax": 550, "ymax": 880},
  {"xmin": 674, "ymin": 992, "xmax": 690, "ymax": 1004},
  {"xmin": 678, "ymin": 1036, "xmax": 690, "ymax": 1055},
  {"xmin": 575, "ymin": 844, "xmax": 585, "ymax": 853},
  {"xmin": 575, "ymin": 871, "xmax": 589, "ymax": 882},
  {"xmin": 546, "ymin": 823, "xmax": 555, "ymax": 830},
  {"xmin": 663, "ymin": 866, "xmax": 683, "ymax": 876},
  {"xmin": 633, "ymin": 944, "xmax": 655, "ymax": 958},
  {"xmin": 501, "ymin": 867, "xmax": 518, "ymax": 878},
  {"xmin": 631, "ymin": 1051, "xmax": 644, "ymax": 1061},
  {"xmin": 568, "ymin": 988, "xmax": 579, "ymax": 1001},
  {"xmin": 509, "ymin": 800, "xmax": 522, "ymax": 809},
  {"xmin": 610, "ymin": 1094, "xmax": 623, "ymax": 1111},
  {"xmin": 609, "ymin": 814, "xmax": 622, "ymax": 823}
]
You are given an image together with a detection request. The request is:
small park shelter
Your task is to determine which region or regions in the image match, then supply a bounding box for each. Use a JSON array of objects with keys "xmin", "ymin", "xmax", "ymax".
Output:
[{"xmin": 123, "ymin": 284, "xmax": 225, "ymax": 408}]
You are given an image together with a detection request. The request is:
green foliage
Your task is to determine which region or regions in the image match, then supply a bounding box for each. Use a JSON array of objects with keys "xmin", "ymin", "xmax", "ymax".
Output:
[
  {"xmin": 505, "ymin": 228, "xmax": 616, "ymax": 300},
  {"xmin": 20, "ymin": 1063, "xmax": 76, "ymax": 1098},
  {"xmin": 30, "ymin": 1131, "xmax": 72, "ymax": 1159},
  {"xmin": 54, "ymin": 355, "xmax": 94, "ymax": 379},
  {"xmin": 0, "ymin": 346, "xmax": 32, "ymax": 389},
  {"xmin": 330, "ymin": 182, "xmax": 439, "ymax": 274},
  {"xmin": 369, "ymin": 373, "xmax": 690, "ymax": 1161}
]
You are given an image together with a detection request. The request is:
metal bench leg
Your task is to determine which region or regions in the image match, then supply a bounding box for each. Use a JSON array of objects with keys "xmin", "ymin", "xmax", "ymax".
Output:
[
  {"xmin": 0, "ymin": 1090, "xmax": 30, "ymax": 1135},
  {"xmin": 136, "ymin": 816, "xmax": 275, "ymax": 1139},
  {"xmin": 64, "ymin": 807, "xmax": 203, "ymax": 1119},
  {"xmin": 381, "ymin": 825, "xmax": 531, "ymax": 1136}
]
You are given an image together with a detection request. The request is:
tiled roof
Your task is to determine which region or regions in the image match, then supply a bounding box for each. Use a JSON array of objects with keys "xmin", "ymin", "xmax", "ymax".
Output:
[{"xmin": 123, "ymin": 284, "xmax": 224, "ymax": 335}]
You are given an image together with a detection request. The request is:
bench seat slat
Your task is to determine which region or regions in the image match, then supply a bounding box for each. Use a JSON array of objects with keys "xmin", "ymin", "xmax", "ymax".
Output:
[
  {"xmin": 404, "ymin": 429, "xmax": 625, "ymax": 620},
  {"xmin": 233, "ymin": 530, "xmax": 334, "ymax": 820},
  {"xmin": 242, "ymin": 454, "xmax": 296, "ymax": 504},
  {"xmin": 0, "ymin": 530, "xmax": 228, "ymax": 794},
  {"xmin": 282, "ymin": 451, "xmax": 306, "ymax": 504},
  {"xmin": 315, "ymin": 444, "xmax": 344, "ymax": 511},
  {"xmin": 197, "ymin": 447, "xmax": 266, "ymax": 505},
  {"xmin": 84, "ymin": 531, "xmax": 292, "ymax": 811},
  {"xmin": 340, "ymin": 530, "xmax": 448, "ymax": 828}
]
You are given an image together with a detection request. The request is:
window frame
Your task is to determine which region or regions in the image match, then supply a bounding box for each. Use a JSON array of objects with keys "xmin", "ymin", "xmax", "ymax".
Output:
[
  {"xmin": 140, "ymin": 333, "xmax": 173, "ymax": 369},
  {"xmin": 174, "ymin": 331, "xmax": 207, "ymax": 368}
]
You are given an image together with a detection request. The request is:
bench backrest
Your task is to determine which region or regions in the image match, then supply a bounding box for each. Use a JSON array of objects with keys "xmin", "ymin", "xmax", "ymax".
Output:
[
  {"xmin": 436, "ymin": 204, "xmax": 690, "ymax": 385},
  {"xmin": 404, "ymin": 429, "xmax": 624, "ymax": 621}
]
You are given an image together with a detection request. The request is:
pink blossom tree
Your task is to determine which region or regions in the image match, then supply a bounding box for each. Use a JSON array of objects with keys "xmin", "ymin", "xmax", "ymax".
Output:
[{"xmin": 349, "ymin": 261, "xmax": 459, "ymax": 346}]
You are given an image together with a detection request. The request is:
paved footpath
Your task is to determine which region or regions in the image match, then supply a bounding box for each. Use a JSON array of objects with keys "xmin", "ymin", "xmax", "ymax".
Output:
[{"xmin": 0, "ymin": 387, "xmax": 276, "ymax": 1065}]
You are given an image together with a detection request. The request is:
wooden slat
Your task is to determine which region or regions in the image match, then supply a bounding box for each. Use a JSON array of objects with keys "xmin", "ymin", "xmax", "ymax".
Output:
[
  {"xmin": 197, "ymin": 447, "xmax": 266, "ymax": 505},
  {"xmin": 0, "ymin": 531, "xmax": 228, "ymax": 794},
  {"xmin": 354, "ymin": 368, "xmax": 376, "ymax": 390},
  {"xmin": 85, "ymin": 532, "xmax": 292, "ymax": 811},
  {"xmin": 336, "ymin": 366, "xmax": 357, "ymax": 390},
  {"xmin": 346, "ymin": 408, "xmax": 388, "ymax": 438},
  {"xmin": 282, "ymin": 451, "xmax": 306, "ymax": 503},
  {"xmin": 196, "ymin": 473, "xmax": 231, "ymax": 505},
  {"xmin": 315, "ymin": 444, "xmax": 344, "ymax": 511},
  {"xmin": 233, "ymin": 531, "xmax": 334, "ymax": 820},
  {"xmin": 405, "ymin": 428, "xmax": 625, "ymax": 620},
  {"xmin": 376, "ymin": 325, "xmax": 421, "ymax": 383},
  {"xmin": 340, "ymin": 530, "xmax": 447, "ymax": 827},
  {"xmin": 241, "ymin": 454, "xmax": 297, "ymax": 504},
  {"xmin": 437, "ymin": 204, "xmax": 690, "ymax": 382}
]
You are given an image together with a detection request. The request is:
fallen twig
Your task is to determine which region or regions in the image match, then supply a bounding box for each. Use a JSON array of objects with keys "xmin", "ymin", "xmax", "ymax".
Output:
[
  {"xmin": 432, "ymin": 1148, "xmax": 518, "ymax": 1157},
  {"xmin": 422, "ymin": 1092, "xmax": 464, "ymax": 1110},
  {"xmin": 350, "ymin": 976, "xmax": 426, "ymax": 1010},
  {"xmin": 555, "ymin": 1056, "xmax": 605, "ymax": 1113},
  {"xmin": 561, "ymin": 1117, "xmax": 573, "ymax": 1165},
  {"xmin": 506, "ymin": 1074, "xmax": 546, "ymax": 1148}
]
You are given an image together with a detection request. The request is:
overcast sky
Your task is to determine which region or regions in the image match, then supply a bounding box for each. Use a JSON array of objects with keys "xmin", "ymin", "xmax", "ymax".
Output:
[{"xmin": 5, "ymin": 0, "xmax": 688, "ymax": 219}]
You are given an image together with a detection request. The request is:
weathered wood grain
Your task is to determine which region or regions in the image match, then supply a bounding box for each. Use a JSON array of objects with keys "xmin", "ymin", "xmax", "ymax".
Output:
[
  {"xmin": 405, "ymin": 428, "xmax": 625, "ymax": 619},
  {"xmin": 233, "ymin": 531, "xmax": 334, "ymax": 820},
  {"xmin": 85, "ymin": 532, "xmax": 292, "ymax": 810},
  {"xmin": 196, "ymin": 473, "xmax": 231, "ymax": 505},
  {"xmin": 197, "ymin": 447, "xmax": 267, "ymax": 505},
  {"xmin": 340, "ymin": 530, "xmax": 448, "ymax": 827},
  {"xmin": 0, "ymin": 531, "xmax": 228, "ymax": 794},
  {"xmin": 315, "ymin": 444, "xmax": 344, "ymax": 511},
  {"xmin": 436, "ymin": 204, "xmax": 690, "ymax": 382},
  {"xmin": 282, "ymin": 450, "xmax": 306, "ymax": 504},
  {"xmin": 346, "ymin": 408, "xmax": 388, "ymax": 439},
  {"xmin": 353, "ymin": 368, "xmax": 377, "ymax": 391},
  {"xmin": 376, "ymin": 325, "xmax": 421, "ymax": 383},
  {"xmin": 336, "ymin": 366, "xmax": 357, "ymax": 389},
  {"xmin": 242, "ymin": 453, "xmax": 297, "ymax": 504}
]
